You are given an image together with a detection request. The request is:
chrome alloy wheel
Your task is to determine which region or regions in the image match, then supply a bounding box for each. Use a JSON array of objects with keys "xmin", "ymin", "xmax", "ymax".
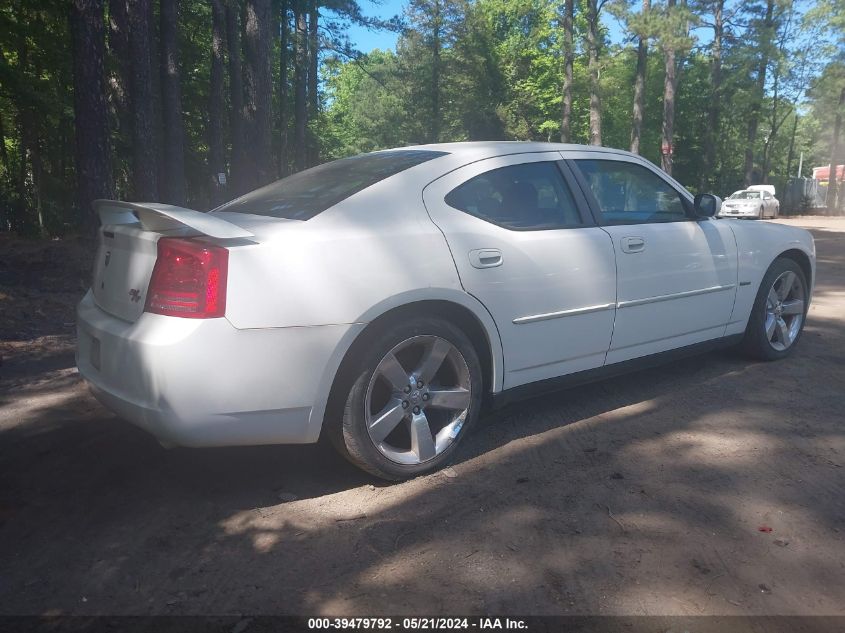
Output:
[
  {"xmin": 364, "ymin": 335, "xmax": 472, "ymax": 465},
  {"xmin": 765, "ymin": 270, "xmax": 806, "ymax": 351}
]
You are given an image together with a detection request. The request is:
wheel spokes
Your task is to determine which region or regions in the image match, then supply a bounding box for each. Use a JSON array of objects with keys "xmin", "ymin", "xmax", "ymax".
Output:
[
  {"xmin": 365, "ymin": 334, "xmax": 472, "ymax": 466},
  {"xmin": 781, "ymin": 298, "xmax": 804, "ymax": 316},
  {"xmin": 409, "ymin": 411, "xmax": 436, "ymax": 461},
  {"xmin": 378, "ymin": 352, "xmax": 410, "ymax": 392},
  {"xmin": 767, "ymin": 288, "xmax": 780, "ymax": 309},
  {"xmin": 427, "ymin": 387, "xmax": 471, "ymax": 411},
  {"xmin": 775, "ymin": 317, "xmax": 791, "ymax": 345},
  {"xmin": 765, "ymin": 314, "xmax": 777, "ymax": 340},
  {"xmin": 368, "ymin": 398, "xmax": 407, "ymax": 443},
  {"xmin": 415, "ymin": 338, "xmax": 451, "ymax": 384},
  {"xmin": 777, "ymin": 271, "xmax": 795, "ymax": 300}
]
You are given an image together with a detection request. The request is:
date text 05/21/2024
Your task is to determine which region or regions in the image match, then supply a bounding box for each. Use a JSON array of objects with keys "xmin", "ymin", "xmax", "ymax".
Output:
[{"xmin": 307, "ymin": 618, "xmax": 528, "ymax": 630}]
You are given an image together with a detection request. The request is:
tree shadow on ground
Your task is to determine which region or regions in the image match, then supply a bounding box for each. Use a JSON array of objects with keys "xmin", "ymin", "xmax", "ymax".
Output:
[{"xmin": 1, "ymin": 311, "xmax": 843, "ymax": 616}]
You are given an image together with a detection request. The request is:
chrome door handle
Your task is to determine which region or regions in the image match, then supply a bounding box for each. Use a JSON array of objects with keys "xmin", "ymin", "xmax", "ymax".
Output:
[
  {"xmin": 621, "ymin": 236, "xmax": 645, "ymax": 254},
  {"xmin": 468, "ymin": 248, "xmax": 503, "ymax": 268}
]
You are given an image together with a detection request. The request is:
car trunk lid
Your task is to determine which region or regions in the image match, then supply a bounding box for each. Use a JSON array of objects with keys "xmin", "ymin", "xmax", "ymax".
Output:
[{"xmin": 90, "ymin": 200, "xmax": 254, "ymax": 322}]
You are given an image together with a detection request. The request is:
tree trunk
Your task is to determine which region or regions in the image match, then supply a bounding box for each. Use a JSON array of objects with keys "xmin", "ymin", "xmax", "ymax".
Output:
[
  {"xmin": 560, "ymin": 0, "xmax": 574, "ymax": 143},
  {"xmin": 761, "ymin": 72, "xmax": 780, "ymax": 185},
  {"xmin": 0, "ymin": 114, "xmax": 8, "ymax": 173},
  {"xmin": 660, "ymin": 0, "xmax": 678, "ymax": 175},
  {"xmin": 744, "ymin": 0, "xmax": 774, "ymax": 186},
  {"xmin": 701, "ymin": 0, "xmax": 722, "ymax": 190},
  {"xmin": 14, "ymin": 7, "xmax": 36, "ymax": 232},
  {"xmin": 107, "ymin": 0, "xmax": 131, "ymax": 195},
  {"xmin": 160, "ymin": 0, "xmax": 187, "ymax": 205},
  {"xmin": 660, "ymin": 48, "xmax": 676, "ymax": 175},
  {"xmin": 243, "ymin": 0, "xmax": 273, "ymax": 188},
  {"xmin": 209, "ymin": 0, "xmax": 227, "ymax": 206},
  {"xmin": 107, "ymin": 0, "xmax": 130, "ymax": 113},
  {"xmin": 431, "ymin": 0, "xmax": 442, "ymax": 144},
  {"xmin": 307, "ymin": 1, "xmax": 318, "ymax": 165},
  {"xmin": 294, "ymin": 1, "xmax": 307, "ymax": 171},
  {"xmin": 149, "ymin": 0, "xmax": 165, "ymax": 194},
  {"xmin": 630, "ymin": 0, "xmax": 649, "ymax": 154},
  {"xmin": 32, "ymin": 138, "xmax": 44, "ymax": 233},
  {"xmin": 279, "ymin": 0, "xmax": 289, "ymax": 176},
  {"xmin": 16, "ymin": 117, "xmax": 27, "ymax": 215},
  {"xmin": 785, "ymin": 112, "xmax": 798, "ymax": 179},
  {"xmin": 586, "ymin": 0, "xmax": 601, "ymax": 146},
  {"xmin": 70, "ymin": 0, "xmax": 114, "ymax": 231},
  {"xmin": 827, "ymin": 86, "xmax": 845, "ymax": 213},
  {"xmin": 226, "ymin": 0, "xmax": 246, "ymax": 195},
  {"xmin": 128, "ymin": 0, "xmax": 158, "ymax": 200}
]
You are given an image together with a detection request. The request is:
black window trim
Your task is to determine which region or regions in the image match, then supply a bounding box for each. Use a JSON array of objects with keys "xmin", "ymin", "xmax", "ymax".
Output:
[
  {"xmin": 565, "ymin": 157, "xmax": 697, "ymax": 227},
  {"xmin": 441, "ymin": 159, "xmax": 597, "ymax": 232}
]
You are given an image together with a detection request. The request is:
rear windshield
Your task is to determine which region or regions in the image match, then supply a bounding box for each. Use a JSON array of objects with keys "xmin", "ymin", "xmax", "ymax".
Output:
[{"xmin": 213, "ymin": 149, "xmax": 448, "ymax": 220}]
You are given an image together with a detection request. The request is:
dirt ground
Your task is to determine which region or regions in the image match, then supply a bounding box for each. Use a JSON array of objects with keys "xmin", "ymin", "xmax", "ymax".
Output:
[{"xmin": 1, "ymin": 218, "xmax": 844, "ymax": 616}]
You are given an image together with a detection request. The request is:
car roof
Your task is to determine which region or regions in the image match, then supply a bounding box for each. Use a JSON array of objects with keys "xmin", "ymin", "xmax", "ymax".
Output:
[{"xmin": 399, "ymin": 141, "xmax": 637, "ymax": 162}]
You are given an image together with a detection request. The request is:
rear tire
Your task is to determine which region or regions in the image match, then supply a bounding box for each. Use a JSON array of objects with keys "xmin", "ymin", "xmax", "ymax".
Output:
[
  {"xmin": 740, "ymin": 257, "xmax": 808, "ymax": 361},
  {"xmin": 331, "ymin": 316, "xmax": 483, "ymax": 481}
]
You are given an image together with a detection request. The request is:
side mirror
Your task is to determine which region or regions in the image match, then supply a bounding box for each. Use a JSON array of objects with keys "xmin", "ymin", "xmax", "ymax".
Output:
[{"xmin": 694, "ymin": 193, "xmax": 721, "ymax": 218}]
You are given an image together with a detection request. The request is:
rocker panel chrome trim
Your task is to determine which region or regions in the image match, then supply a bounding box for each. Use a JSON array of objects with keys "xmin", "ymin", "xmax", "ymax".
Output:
[
  {"xmin": 616, "ymin": 284, "xmax": 736, "ymax": 309},
  {"xmin": 512, "ymin": 303, "xmax": 616, "ymax": 325}
]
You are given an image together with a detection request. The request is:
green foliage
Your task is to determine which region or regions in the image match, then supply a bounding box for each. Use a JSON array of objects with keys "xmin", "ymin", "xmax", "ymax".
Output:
[
  {"xmin": 319, "ymin": 49, "xmax": 414, "ymax": 155},
  {"xmin": 1, "ymin": 0, "xmax": 844, "ymax": 235}
]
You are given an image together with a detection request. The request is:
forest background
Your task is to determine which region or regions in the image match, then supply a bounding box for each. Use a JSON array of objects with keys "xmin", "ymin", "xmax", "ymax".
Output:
[{"xmin": 1, "ymin": 0, "xmax": 844, "ymax": 235}]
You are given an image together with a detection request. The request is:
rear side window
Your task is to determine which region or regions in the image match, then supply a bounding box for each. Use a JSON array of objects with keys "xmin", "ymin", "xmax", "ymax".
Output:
[
  {"xmin": 444, "ymin": 162, "xmax": 583, "ymax": 230},
  {"xmin": 574, "ymin": 159, "xmax": 688, "ymax": 224},
  {"xmin": 214, "ymin": 150, "xmax": 448, "ymax": 220}
]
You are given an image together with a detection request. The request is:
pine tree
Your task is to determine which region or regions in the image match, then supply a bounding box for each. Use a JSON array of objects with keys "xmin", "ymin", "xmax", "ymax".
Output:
[{"xmin": 70, "ymin": 0, "xmax": 113, "ymax": 230}]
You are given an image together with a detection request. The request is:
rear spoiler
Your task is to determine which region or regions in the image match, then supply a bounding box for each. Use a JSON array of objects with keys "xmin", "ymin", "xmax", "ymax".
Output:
[{"xmin": 93, "ymin": 199, "xmax": 254, "ymax": 239}]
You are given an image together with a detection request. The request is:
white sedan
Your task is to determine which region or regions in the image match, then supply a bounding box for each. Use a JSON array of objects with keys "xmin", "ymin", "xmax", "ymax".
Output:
[
  {"xmin": 718, "ymin": 186, "xmax": 780, "ymax": 219},
  {"xmin": 76, "ymin": 143, "xmax": 815, "ymax": 480}
]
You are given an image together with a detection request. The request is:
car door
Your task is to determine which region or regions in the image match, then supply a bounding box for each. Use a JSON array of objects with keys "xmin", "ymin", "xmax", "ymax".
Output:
[
  {"xmin": 422, "ymin": 153, "xmax": 617, "ymax": 389},
  {"xmin": 567, "ymin": 153, "xmax": 738, "ymax": 365}
]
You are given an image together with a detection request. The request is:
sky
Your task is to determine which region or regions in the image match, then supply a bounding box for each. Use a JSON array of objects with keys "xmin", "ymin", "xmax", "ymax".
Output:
[
  {"xmin": 342, "ymin": 0, "xmax": 633, "ymax": 54},
  {"xmin": 345, "ymin": 0, "xmax": 407, "ymax": 52}
]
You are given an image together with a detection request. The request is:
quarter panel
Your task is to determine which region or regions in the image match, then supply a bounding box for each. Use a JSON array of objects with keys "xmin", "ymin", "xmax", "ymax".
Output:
[
  {"xmin": 724, "ymin": 221, "xmax": 816, "ymax": 336},
  {"xmin": 223, "ymin": 181, "xmax": 465, "ymax": 330}
]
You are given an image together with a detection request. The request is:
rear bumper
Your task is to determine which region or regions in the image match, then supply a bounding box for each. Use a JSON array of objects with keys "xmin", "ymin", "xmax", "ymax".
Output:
[{"xmin": 76, "ymin": 291, "xmax": 356, "ymax": 447}]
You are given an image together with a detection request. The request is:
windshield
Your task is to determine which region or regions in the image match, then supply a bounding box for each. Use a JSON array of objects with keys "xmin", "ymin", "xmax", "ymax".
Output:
[
  {"xmin": 729, "ymin": 191, "xmax": 762, "ymax": 200},
  {"xmin": 214, "ymin": 149, "xmax": 449, "ymax": 220}
]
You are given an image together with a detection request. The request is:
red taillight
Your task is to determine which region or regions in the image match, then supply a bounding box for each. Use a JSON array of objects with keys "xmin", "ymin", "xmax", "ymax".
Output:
[{"xmin": 145, "ymin": 238, "xmax": 229, "ymax": 319}]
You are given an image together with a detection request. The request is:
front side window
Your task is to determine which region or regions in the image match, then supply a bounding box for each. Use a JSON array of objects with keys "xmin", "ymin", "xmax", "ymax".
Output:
[
  {"xmin": 444, "ymin": 162, "xmax": 583, "ymax": 230},
  {"xmin": 214, "ymin": 149, "xmax": 448, "ymax": 220},
  {"xmin": 574, "ymin": 159, "xmax": 688, "ymax": 224}
]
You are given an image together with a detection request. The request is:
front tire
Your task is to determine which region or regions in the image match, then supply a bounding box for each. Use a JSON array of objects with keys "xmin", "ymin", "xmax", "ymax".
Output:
[
  {"xmin": 740, "ymin": 257, "xmax": 808, "ymax": 361},
  {"xmin": 332, "ymin": 316, "xmax": 483, "ymax": 480}
]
